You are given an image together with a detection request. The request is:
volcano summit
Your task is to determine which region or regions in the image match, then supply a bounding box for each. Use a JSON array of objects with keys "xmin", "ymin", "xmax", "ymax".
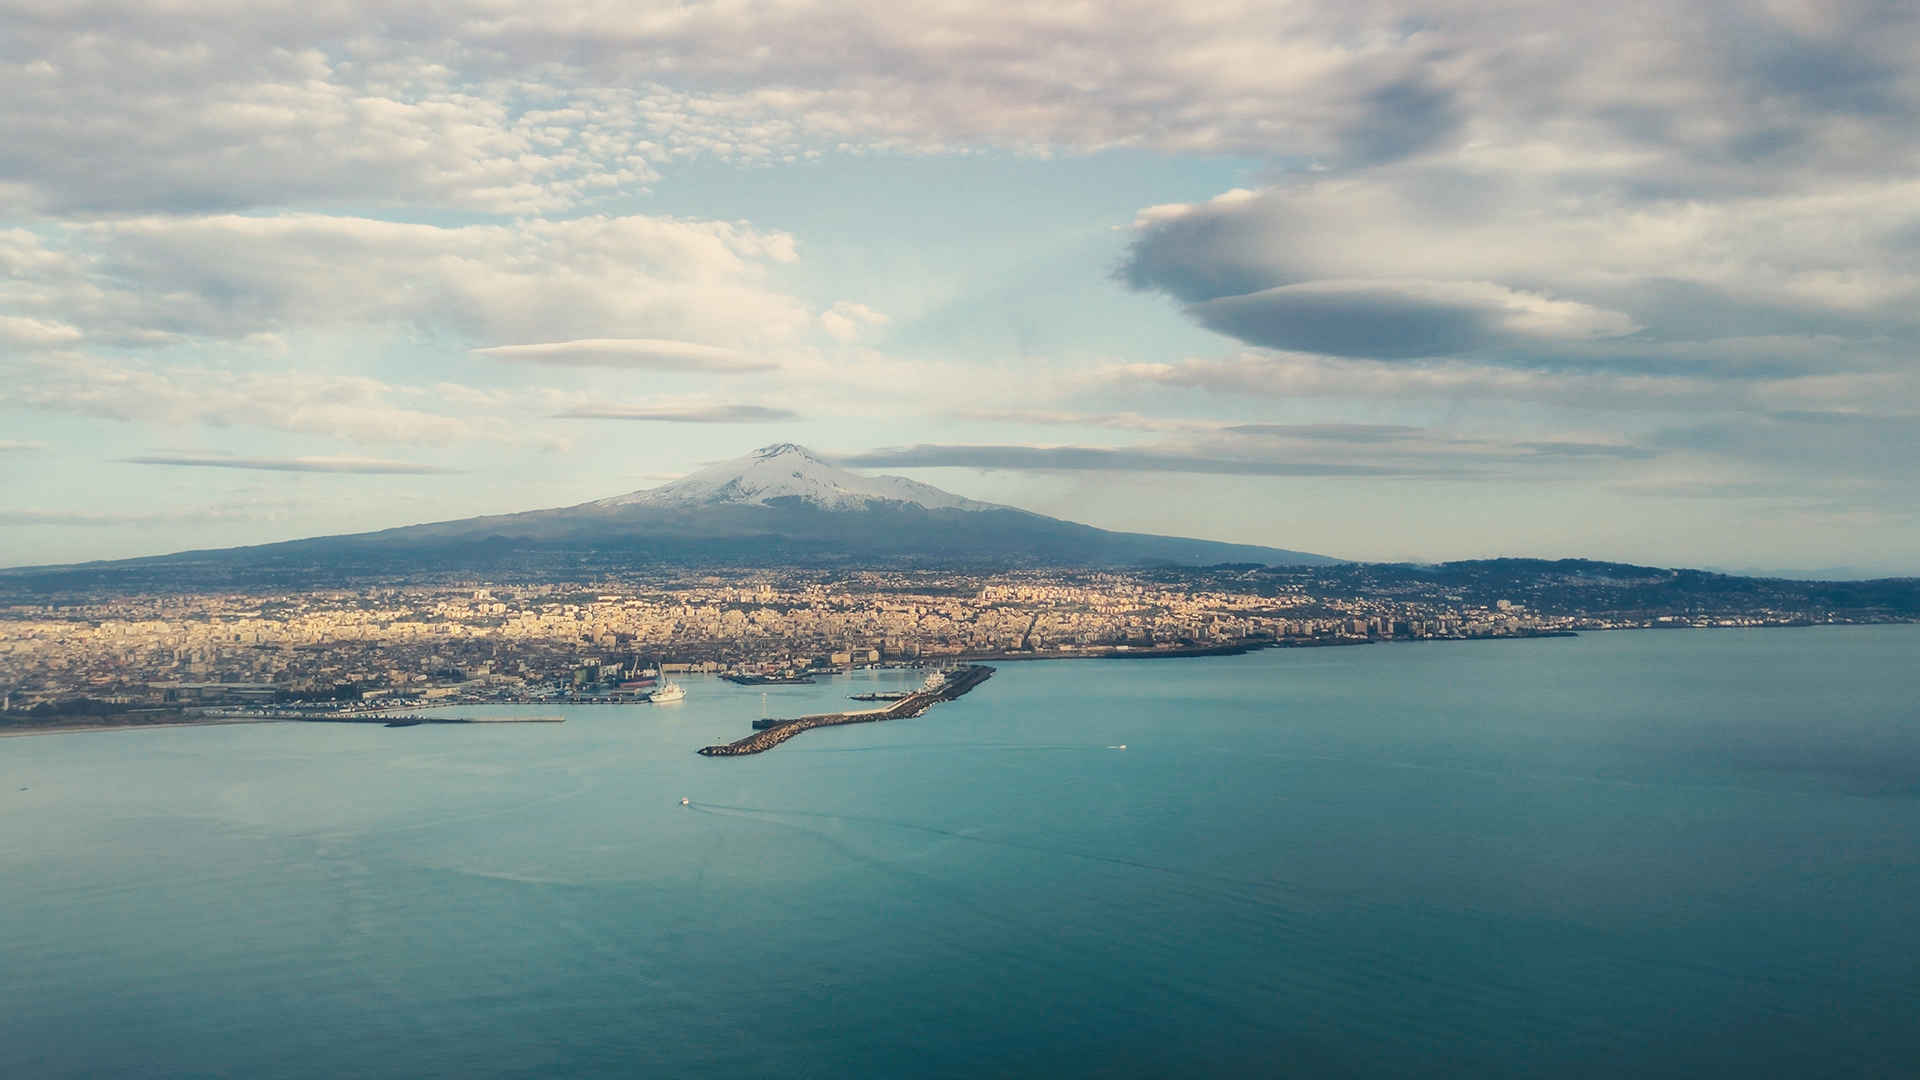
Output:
[{"xmin": 594, "ymin": 443, "xmax": 1001, "ymax": 513}]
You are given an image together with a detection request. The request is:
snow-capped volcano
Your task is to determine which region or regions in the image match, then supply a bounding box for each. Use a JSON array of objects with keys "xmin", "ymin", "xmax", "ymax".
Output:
[
  {"xmin": 50, "ymin": 443, "xmax": 1339, "ymax": 581},
  {"xmin": 596, "ymin": 443, "xmax": 1001, "ymax": 513}
]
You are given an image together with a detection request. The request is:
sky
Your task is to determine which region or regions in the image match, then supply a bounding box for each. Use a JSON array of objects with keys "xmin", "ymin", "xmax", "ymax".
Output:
[{"xmin": 2, "ymin": 0, "xmax": 1918, "ymax": 574}]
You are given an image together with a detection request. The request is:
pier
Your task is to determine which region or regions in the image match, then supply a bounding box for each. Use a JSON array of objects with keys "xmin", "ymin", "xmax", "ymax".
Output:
[{"xmin": 698, "ymin": 666, "xmax": 995, "ymax": 756}]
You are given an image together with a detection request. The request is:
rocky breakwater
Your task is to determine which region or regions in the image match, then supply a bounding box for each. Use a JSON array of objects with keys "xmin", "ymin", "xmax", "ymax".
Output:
[{"xmin": 698, "ymin": 666, "xmax": 995, "ymax": 757}]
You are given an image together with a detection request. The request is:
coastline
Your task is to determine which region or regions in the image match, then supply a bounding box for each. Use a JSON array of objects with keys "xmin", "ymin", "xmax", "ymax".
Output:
[
  {"xmin": 0, "ymin": 715, "xmax": 291, "ymax": 739},
  {"xmin": 0, "ymin": 712, "xmax": 564, "ymax": 738},
  {"xmin": 0, "ymin": 623, "xmax": 1881, "ymax": 741}
]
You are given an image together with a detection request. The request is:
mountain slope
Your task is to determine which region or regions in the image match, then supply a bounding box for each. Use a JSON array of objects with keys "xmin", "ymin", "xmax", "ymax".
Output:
[{"xmin": 6, "ymin": 444, "xmax": 1343, "ymax": 588}]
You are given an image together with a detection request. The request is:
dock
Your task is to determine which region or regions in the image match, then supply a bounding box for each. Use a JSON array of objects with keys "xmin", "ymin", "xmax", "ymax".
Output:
[{"xmin": 698, "ymin": 666, "xmax": 995, "ymax": 756}]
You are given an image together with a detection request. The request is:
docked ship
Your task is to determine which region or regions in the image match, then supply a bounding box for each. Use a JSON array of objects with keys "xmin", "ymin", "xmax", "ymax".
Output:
[{"xmin": 648, "ymin": 681, "xmax": 686, "ymax": 703}]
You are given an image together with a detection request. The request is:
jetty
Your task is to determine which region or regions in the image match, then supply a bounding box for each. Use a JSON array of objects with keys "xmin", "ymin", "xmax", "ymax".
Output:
[{"xmin": 698, "ymin": 665, "xmax": 995, "ymax": 756}]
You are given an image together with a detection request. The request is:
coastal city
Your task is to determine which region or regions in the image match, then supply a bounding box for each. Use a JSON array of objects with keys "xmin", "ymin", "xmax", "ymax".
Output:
[{"xmin": 3, "ymin": 563, "xmax": 1901, "ymax": 728}]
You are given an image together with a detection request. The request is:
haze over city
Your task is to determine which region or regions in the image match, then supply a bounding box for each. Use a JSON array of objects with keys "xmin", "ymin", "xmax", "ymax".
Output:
[{"xmin": 3, "ymin": 2, "xmax": 1917, "ymax": 573}]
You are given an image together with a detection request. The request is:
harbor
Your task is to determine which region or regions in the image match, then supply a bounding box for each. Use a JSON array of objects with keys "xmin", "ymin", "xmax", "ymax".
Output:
[{"xmin": 698, "ymin": 665, "xmax": 995, "ymax": 757}]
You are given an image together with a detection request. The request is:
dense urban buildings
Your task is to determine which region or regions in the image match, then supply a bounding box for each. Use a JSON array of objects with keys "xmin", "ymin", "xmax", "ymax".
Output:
[{"xmin": 5, "ymin": 563, "xmax": 1907, "ymax": 726}]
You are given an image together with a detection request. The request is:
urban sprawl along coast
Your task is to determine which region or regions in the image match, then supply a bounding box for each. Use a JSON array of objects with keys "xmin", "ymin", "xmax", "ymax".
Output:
[{"xmin": 4, "ymin": 560, "xmax": 1908, "ymax": 730}]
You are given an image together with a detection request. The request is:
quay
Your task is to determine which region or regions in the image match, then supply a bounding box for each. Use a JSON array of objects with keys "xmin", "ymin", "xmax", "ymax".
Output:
[{"xmin": 699, "ymin": 665, "xmax": 995, "ymax": 757}]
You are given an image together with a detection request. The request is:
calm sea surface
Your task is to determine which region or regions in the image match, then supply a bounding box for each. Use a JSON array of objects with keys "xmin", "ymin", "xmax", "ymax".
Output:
[{"xmin": 4, "ymin": 626, "xmax": 1918, "ymax": 1078}]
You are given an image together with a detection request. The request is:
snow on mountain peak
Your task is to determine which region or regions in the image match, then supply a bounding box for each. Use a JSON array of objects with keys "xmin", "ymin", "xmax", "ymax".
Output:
[{"xmin": 595, "ymin": 444, "xmax": 1000, "ymax": 512}]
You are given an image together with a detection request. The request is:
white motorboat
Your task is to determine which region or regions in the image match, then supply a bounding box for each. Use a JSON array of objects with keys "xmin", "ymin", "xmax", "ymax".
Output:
[{"xmin": 648, "ymin": 681, "xmax": 686, "ymax": 703}]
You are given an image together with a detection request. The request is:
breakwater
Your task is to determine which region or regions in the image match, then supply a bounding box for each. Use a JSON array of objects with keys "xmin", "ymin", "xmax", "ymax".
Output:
[{"xmin": 699, "ymin": 666, "xmax": 995, "ymax": 756}]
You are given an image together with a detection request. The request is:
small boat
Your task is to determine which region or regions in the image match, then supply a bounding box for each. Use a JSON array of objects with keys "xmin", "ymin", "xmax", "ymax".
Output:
[
  {"xmin": 680, "ymin": 797, "xmax": 690, "ymax": 806},
  {"xmin": 649, "ymin": 681, "xmax": 686, "ymax": 703}
]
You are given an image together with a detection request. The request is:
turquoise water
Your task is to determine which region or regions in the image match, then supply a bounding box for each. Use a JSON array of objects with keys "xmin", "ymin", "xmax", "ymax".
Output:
[{"xmin": 4, "ymin": 626, "xmax": 1918, "ymax": 1077}]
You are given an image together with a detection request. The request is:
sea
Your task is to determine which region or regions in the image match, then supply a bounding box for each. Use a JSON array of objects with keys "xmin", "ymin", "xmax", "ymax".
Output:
[{"xmin": 3, "ymin": 625, "xmax": 1918, "ymax": 1078}]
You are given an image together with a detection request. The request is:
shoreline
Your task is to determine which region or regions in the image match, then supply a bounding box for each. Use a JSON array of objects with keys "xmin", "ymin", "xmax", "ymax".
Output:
[
  {"xmin": 0, "ymin": 712, "xmax": 563, "ymax": 739},
  {"xmin": 0, "ymin": 623, "xmax": 1895, "ymax": 741},
  {"xmin": 0, "ymin": 715, "xmax": 291, "ymax": 739}
]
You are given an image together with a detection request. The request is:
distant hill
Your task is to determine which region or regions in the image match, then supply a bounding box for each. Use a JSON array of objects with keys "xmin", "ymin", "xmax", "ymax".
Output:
[
  {"xmin": 1148, "ymin": 558, "xmax": 1920, "ymax": 620},
  {"xmin": 4, "ymin": 444, "xmax": 1342, "ymax": 592}
]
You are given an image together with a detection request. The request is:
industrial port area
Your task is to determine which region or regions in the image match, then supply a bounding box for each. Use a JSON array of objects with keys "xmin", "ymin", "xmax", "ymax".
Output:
[{"xmin": 2, "ymin": 560, "xmax": 1913, "ymax": 731}]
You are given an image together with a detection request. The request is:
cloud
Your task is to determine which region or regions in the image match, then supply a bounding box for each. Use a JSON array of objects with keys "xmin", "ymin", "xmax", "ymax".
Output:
[
  {"xmin": 964, "ymin": 413, "xmax": 1435, "ymax": 444},
  {"xmin": 821, "ymin": 301, "xmax": 890, "ymax": 341},
  {"xmin": 8, "ymin": 1, "xmax": 1916, "ymax": 221},
  {"xmin": 1123, "ymin": 173, "xmax": 1920, "ymax": 374},
  {"xmin": 0, "ymin": 508, "xmax": 179, "ymax": 527},
  {"xmin": 0, "ymin": 31, "xmax": 660, "ymax": 217},
  {"xmin": 4, "ymin": 214, "xmax": 813, "ymax": 349},
  {"xmin": 1765, "ymin": 410, "xmax": 1920, "ymax": 429},
  {"xmin": 1649, "ymin": 412, "xmax": 1920, "ymax": 485},
  {"xmin": 1185, "ymin": 279, "xmax": 1639, "ymax": 360},
  {"xmin": 0, "ymin": 4, "xmax": 1471, "ymax": 216},
  {"xmin": 7, "ymin": 3, "xmax": 1916, "ymax": 385},
  {"xmin": 0, "ymin": 315, "xmax": 82, "ymax": 348},
  {"xmin": 119, "ymin": 453, "xmax": 462, "ymax": 475},
  {"xmin": 1117, "ymin": 351, "xmax": 1729, "ymax": 410},
  {"xmin": 1224, "ymin": 423, "xmax": 1421, "ymax": 443},
  {"xmin": 556, "ymin": 403, "xmax": 798, "ymax": 423},
  {"xmin": 3, "ymin": 356, "xmax": 473, "ymax": 444},
  {"xmin": 0, "ymin": 0, "xmax": 1912, "ymax": 222},
  {"xmin": 957, "ymin": 409, "xmax": 1210, "ymax": 432},
  {"xmin": 477, "ymin": 340, "xmax": 775, "ymax": 372},
  {"xmin": 839, "ymin": 444, "xmax": 1402, "ymax": 476},
  {"xmin": 867, "ymin": 411, "xmax": 1667, "ymax": 478},
  {"xmin": 1514, "ymin": 441, "xmax": 1656, "ymax": 459},
  {"xmin": 0, "ymin": 498, "xmax": 317, "ymax": 529}
]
